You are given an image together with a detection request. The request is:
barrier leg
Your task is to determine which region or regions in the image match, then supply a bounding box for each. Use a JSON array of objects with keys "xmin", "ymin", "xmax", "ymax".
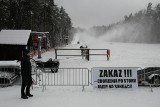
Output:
[{"xmin": 82, "ymin": 86, "xmax": 85, "ymax": 92}]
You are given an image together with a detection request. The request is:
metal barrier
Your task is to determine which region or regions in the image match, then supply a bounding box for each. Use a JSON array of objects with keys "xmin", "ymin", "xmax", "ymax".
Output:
[
  {"xmin": 55, "ymin": 48, "xmax": 110, "ymax": 61},
  {"xmin": 33, "ymin": 67, "xmax": 90, "ymax": 91},
  {"xmin": 30, "ymin": 59, "xmax": 160, "ymax": 91},
  {"xmin": 0, "ymin": 66, "xmax": 20, "ymax": 87},
  {"xmin": 55, "ymin": 49, "xmax": 84, "ymax": 59},
  {"xmin": 137, "ymin": 67, "xmax": 160, "ymax": 87}
]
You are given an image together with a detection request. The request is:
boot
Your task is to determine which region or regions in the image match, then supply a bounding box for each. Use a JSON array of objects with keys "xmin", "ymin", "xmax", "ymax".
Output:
[
  {"xmin": 26, "ymin": 93, "xmax": 33, "ymax": 97},
  {"xmin": 21, "ymin": 95, "xmax": 28, "ymax": 99}
]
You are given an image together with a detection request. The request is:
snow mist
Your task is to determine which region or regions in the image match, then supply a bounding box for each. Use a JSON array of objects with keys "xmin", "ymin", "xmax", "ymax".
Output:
[{"xmin": 72, "ymin": 21, "xmax": 153, "ymax": 44}]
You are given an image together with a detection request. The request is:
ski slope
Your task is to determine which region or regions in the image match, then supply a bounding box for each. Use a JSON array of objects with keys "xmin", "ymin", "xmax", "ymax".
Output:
[
  {"xmin": 41, "ymin": 41, "xmax": 160, "ymax": 69},
  {"xmin": 1, "ymin": 35, "xmax": 160, "ymax": 107}
]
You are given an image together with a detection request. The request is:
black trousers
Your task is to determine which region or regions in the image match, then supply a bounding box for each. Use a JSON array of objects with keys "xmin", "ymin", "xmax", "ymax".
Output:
[{"xmin": 21, "ymin": 77, "xmax": 32, "ymax": 96}]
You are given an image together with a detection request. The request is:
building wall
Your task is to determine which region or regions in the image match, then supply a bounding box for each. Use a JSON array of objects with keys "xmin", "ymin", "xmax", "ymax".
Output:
[{"xmin": 0, "ymin": 45, "xmax": 24, "ymax": 61}]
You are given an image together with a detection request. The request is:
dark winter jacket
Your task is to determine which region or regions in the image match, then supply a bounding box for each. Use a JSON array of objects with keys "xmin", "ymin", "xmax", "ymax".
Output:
[{"xmin": 21, "ymin": 55, "xmax": 32, "ymax": 80}]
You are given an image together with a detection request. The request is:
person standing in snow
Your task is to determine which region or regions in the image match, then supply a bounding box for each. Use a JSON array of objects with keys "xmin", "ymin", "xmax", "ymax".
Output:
[{"xmin": 21, "ymin": 48, "xmax": 33, "ymax": 99}]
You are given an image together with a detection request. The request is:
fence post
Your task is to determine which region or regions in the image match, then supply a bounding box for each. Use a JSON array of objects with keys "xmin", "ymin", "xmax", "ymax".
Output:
[
  {"xmin": 38, "ymin": 37, "xmax": 42, "ymax": 59},
  {"xmin": 55, "ymin": 49, "xmax": 57, "ymax": 59},
  {"xmin": 107, "ymin": 49, "xmax": 110, "ymax": 61},
  {"xmin": 86, "ymin": 49, "xmax": 90, "ymax": 61}
]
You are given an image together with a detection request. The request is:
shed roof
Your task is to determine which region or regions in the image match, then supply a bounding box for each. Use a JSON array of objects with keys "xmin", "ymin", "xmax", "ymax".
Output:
[{"xmin": 0, "ymin": 30, "xmax": 31, "ymax": 45}]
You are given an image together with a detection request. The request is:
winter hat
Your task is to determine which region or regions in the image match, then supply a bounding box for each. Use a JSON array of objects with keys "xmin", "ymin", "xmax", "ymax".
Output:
[{"xmin": 23, "ymin": 49, "xmax": 30, "ymax": 56}]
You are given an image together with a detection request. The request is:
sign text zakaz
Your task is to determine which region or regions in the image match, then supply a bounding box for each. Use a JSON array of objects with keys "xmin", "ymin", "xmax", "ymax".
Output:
[{"xmin": 92, "ymin": 67, "xmax": 138, "ymax": 89}]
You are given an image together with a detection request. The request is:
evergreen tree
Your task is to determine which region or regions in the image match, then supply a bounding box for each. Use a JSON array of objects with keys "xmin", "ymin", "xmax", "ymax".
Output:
[
  {"xmin": 0, "ymin": 0, "xmax": 73, "ymax": 47},
  {"xmin": 0, "ymin": 0, "xmax": 9, "ymax": 29},
  {"xmin": 153, "ymin": 3, "xmax": 160, "ymax": 42},
  {"xmin": 146, "ymin": 2, "xmax": 153, "ymax": 17}
]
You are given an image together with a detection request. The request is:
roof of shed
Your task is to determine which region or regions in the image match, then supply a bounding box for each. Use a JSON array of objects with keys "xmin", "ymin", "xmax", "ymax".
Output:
[{"xmin": 0, "ymin": 30, "xmax": 31, "ymax": 45}]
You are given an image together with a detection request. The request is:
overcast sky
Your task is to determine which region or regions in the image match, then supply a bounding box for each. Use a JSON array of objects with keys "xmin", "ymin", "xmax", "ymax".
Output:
[{"xmin": 55, "ymin": 0, "xmax": 159, "ymax": 28}]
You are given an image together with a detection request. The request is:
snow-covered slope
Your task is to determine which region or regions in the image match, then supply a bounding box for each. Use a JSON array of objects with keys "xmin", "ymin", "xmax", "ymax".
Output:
[{"xmin": 1, "ymin": 33, "xmax": 160, "ymax": 107}]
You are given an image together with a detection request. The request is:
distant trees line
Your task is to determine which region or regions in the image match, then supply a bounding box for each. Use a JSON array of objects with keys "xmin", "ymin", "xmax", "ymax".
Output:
[
  {"xmin": 0, "ymin": 0, "xmax": 73, "ymax": 47},
  {"xmin": 89, "ymin": 3, "xmax": 160, "ymax": 43}
]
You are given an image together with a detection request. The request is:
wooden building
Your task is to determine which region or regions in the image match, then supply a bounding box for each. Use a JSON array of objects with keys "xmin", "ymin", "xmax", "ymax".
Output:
[{"xmin": 0, "ymin": 30, "xmax": 31, "ymax": 61}]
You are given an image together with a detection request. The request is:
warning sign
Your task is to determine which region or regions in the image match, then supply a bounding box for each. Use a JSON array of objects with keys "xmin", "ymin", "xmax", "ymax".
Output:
[{"xmin": 92, "ymin": 67, "xmax": 138, "ymax": 89}]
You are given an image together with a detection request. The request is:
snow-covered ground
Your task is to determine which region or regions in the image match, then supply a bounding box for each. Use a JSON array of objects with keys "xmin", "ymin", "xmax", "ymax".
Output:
[{"xmin": 1, "ymin": 35, "xmax": 160, "ymax": 107}]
